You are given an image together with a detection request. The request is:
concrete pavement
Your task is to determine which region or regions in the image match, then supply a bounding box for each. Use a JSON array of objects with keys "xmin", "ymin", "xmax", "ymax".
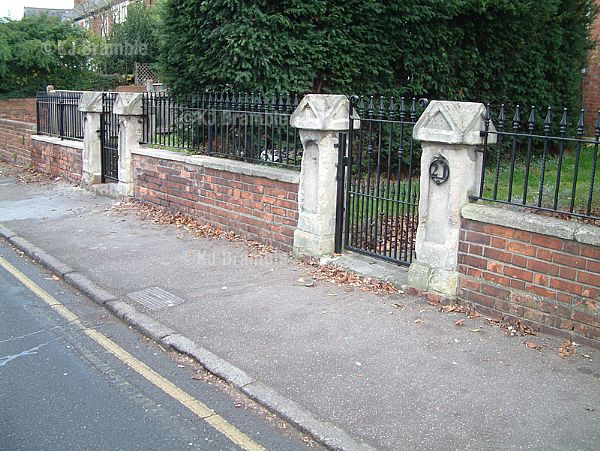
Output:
[
  {"xmin": 0, "ymin": 240, "xmax": 317, "ymax": 450},
  {"xmin": 1, "ymin": 164, "xmax": 600, "ymax": 450}
]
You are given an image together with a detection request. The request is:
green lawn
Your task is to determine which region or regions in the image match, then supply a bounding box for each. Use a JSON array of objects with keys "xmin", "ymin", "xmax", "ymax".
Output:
[{"xmin": 481, "ymin": 144, "xmax": 599, "ymax": 218}]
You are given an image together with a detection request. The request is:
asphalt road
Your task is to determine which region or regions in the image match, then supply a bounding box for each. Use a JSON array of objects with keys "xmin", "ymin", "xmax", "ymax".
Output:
[{"xmin": 0, "ymin": 241, "xmax": 317, "ymax": 451}]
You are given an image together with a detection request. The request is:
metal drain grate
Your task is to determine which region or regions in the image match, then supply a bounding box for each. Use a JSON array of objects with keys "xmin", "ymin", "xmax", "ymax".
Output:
[{"xmin": 128, "ymin": 287, "xmax": 186, "ymax": 311}]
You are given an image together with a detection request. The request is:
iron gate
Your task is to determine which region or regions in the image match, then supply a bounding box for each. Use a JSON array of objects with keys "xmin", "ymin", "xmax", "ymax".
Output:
[
  {"xmin": 100, "ymin": 93, "xmax": 119, "ymax": 182},
  {"xmin": 336, "ymin": 96, "xmax": 425, "ymax": 266}
]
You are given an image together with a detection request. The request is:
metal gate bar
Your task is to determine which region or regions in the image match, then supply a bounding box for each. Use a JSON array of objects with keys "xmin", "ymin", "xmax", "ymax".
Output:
[
  {"xmin": 339, "ymin": 95, "xmax": 424, "ymax": 266},
  {"xmin": 101, "ymin": 93, "xmax": 119, "ymax": 182}
]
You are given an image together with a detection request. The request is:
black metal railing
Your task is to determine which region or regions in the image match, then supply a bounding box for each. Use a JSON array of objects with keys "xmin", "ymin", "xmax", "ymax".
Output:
[
  {"xmin": 340, "ymin": 95, "xmax": 427, "ymax": 265},
  {"xmin": 36, "ymin": 91, "xmax": 84, "ymax": 141},
  {"xmin": 478, "ymin": 105, "xmax": 600, "ymax": 222},
  {"xmin": 141, "ymin": 92, "xmax": 303, "ymax": 170},
  {"xmin": 100, "ymin": 93, "xmax": 119, "ymax": 182}
]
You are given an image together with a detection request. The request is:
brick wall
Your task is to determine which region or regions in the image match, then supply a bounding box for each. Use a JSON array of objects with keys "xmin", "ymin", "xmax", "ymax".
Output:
[
  {"xmin": 31, "ymin": 137, "xmax": 83, "ymax": 185},
  {"xmin": 133, "ymin": 150, "xmax": 299, "ymax": 252},
  {"xmin": 0, "ymin": 98, "xmax": 37, "ymax": 123},
  {"xmin": 0, "ymin": 118, "xmax": 35, "ymax": 167},
  {"xmin": 583, "ymin": 0, "xmax": 600, "ymax": 132},
  {"xmin": 458, "ymin": 216, "xmax": 600, "ymax": 348}
]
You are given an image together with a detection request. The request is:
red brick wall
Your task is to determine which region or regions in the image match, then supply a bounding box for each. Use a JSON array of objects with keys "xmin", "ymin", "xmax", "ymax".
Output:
[
  {"xmin": 31, "ymin": 139, "xmax": 83, "ymax": 185},
  {"xmin": 0, "ymin": 119, "xmax": 35, "ymax": 167},
  {"xmin": 584, "ymin": 0, "xmax": 600, "ymax": 132},
  {"xmin": 0, "ymin": 99, "xmax": 37, "ymax": 123},
  {"xmin": 458, "ymin": 219, "xmax": 600, "ymax": 348},
  {"xmin": 133, "ymin": 154, "xmax": 299, "ymax": 252}
]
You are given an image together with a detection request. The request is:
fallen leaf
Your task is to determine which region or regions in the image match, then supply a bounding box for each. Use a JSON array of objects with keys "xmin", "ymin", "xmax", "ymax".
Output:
[
  {"xmin": 300, "ymin": 259, "xmax": 397, "ymax": 294},
  {"xmin": 415, "ymin": 318, "xmax": 424, "ymax": 324},
  {"xmin": 559, "ymin": 340, "xmax": 576, "ymax": 357},
  {"xmin": 455, "ymin": 319, "xmax": 465, "ymax": 327},
  {"xmin": 585, "ymin": 406, "xmax": 594, "ymax": 411},
  {"xmin": 523, "ymin": 341, "xmax": 543, "ymax": 350},
  {"xmin": 470, "ymin": 328, "xmax": 481, "ymax": 333}
]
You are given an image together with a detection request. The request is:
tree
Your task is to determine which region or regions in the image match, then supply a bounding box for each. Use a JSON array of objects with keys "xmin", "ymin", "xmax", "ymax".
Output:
[
  {"xmin": 100, "ymin": 0, "xmax": 161, "ymax": 77},
  {"xmin": 159, "ymin": 0, "xmax": 596, "ymax": 114},
  {"xmin": 0, "ymin": 14, "xmax": 102, "ymax": 97}
]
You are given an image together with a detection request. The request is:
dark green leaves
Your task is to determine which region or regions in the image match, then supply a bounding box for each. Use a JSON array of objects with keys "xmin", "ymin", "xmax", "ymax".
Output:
[{"xmin": 159, "ymin": 0, "xmax": 595, "ymax": 115}]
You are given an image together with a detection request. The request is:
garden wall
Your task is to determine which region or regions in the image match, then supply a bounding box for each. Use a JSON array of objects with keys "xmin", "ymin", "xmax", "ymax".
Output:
[
  {"xmin": 0, "ymin": 118, "xmax": 35, "ymax": 167},
  {"xmin": 0, "ymin": 98, "xmax": 37, "ymax": 123},
  {"xmin": 132, "ymin": 148, "xmax": 300, "ymax": 252},
  {"xmin": 458, "ymin": 203, "xmax": 600, "ymax": 348},
  {"xmin": 31, "ymin": 136, "xmax": 83, "ymax": 184}
]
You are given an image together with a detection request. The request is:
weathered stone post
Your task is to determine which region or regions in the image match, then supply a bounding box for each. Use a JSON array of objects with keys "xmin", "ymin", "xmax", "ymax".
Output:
[
  {"xmin": 114, "ymin": 93, "xmax": 144, "ymax": 196},
  {"xmin": 290, "ymin": 95, "xmax": 359, "ymax": 258},
  {"xmin": 408, "ymin": 101, "xmax": 496, "ymax": 297},
  {"xmin": 78, "ymin": 92, "xmax": 103, "ymax": 186}
]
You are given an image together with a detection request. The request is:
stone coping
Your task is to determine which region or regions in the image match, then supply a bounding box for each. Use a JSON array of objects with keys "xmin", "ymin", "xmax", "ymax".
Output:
[
  {"xmin": 462, "ymin": 202, "xmax": 600, "ymax": 247},
  {"xmin": 0, "ymin": 117, "xmax": 36, "ymax": 128},
  {"xmin": 31, "ymin": 135, "xmax": 84, "ymax": 150},
  {"xmin": 132, "ymin": 146, "xmax": 300, "ymax": 185}
]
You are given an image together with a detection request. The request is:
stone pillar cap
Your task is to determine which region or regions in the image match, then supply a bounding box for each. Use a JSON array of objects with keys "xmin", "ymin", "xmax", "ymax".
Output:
[
  {"xmin": 78, "ymin": 92, "xmax": 104, "ymax": 113},
  {"xmin": 114, "ymin": 93, "xmax": 144, "ymax": 116},
  {"xmin": 290, "ymin": 94, "xmax": 360, "ymax": 131},
  {"xmin": 413, "ymin": 100, "xmax": 496, "ymax": 145}
]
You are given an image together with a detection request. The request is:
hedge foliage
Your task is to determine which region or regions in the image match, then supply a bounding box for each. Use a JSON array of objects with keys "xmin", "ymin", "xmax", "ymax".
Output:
[
  {"xmin": 0, "ymin": 14, "xmax": 109, "ymax": 98},
  {"xmin": 159, "ymin": 0, "xmax": 596, "ymax": 113}
]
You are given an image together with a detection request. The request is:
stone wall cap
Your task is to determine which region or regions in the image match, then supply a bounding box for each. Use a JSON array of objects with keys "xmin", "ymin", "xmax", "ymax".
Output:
[
  {"xmin": 290, "ymin": 94, "xmax": 360, "ymax": 131},
  {"xmin": 414, "ymin": 100, "xmax": 497, "ymax": 146},
  {"xmin": 114, "ymin": 93, "xmax": 144, "ymax": 116},
  {"xmin": 462, "ymin": 202, "xmax": 599, "ymax": 245},
  {"xmin": 132, "ymin": 146, "xmax": 300, "ymax": 185},
  {"xmin": 31, "ymin": 134, "xmax": 84, "ymax": 150},
  {"xmin": 78, "ymin": 92, "xmax": 104, "ymax": 113},
  {"xmin": 0, "ymin": 117, "xmax": 36, "ymax": 128}
]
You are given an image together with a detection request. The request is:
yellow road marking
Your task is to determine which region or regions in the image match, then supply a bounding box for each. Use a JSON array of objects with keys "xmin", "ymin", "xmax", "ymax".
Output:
[{"xmin": 0, "ymin": 255, "xmax": 266, "ymax": 451}]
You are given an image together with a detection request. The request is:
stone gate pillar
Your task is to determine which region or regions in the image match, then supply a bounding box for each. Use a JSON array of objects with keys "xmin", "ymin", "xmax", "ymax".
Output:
[
  {"xmin": 78, "ymin": 92, "xmax": 103, "ymax": 186},
  {"xmin": 114, "ymin": 93, "xmax": 144, "ymax": 196},
  {"xmin": 408, "ymin": 101, "xmax": 496, "ymax": 297},
  {"xmin": 290, "ymin": 95, "xmax": 359, "ymax": 258}
]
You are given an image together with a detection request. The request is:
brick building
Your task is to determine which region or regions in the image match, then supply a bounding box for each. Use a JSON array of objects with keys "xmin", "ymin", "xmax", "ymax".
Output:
[{"xmin": 583, "ymin": 0, "xmax": 600, "ymax": 132}]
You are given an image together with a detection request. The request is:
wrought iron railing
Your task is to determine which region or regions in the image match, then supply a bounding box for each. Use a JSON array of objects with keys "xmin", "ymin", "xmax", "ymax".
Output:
[
  {"xmin": 477, "ymin": 105, "xmax": 600, "ymax": 222},
  {"xmin": 341, "ymin": 95, "xmax": 427, "ymax": 265},
  {"xmin": 141, "ymin": 92, "xmax": 303, "ymax": 170},
  {"xmin": 36, "ymin": 91, "xmax": 84, "ymax": 141}
]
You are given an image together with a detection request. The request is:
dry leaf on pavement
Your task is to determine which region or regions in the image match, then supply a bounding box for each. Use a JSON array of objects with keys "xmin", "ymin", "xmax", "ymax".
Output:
[
  {"xmin": 523, "ymin": 341, "xmax": 543, "ymax": 350},
  {"xmin": 301, "ymin": 260, "xmax": 397, "ymax": 295},
  {"xmin": 559, "ymin": 340, "xmax": 577, "ymax": 357}
]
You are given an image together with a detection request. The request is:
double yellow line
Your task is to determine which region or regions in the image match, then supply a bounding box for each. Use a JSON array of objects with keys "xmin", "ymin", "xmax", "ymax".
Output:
[{"xmin": 0, "ymin": 255, "xmax": 266, "ymax": 451}]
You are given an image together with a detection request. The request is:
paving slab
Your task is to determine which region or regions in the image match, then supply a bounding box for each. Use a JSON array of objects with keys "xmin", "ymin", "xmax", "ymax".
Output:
[{"xmin": 1, "ymin": 171, "xmax": 599, "ymax": 450}]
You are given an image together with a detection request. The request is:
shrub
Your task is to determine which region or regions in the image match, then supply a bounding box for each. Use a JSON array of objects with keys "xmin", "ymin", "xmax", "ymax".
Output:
[
  {"xmin": 0, "ymin": 14, "xmax": 104, "ymax": 97},
  {"xmin": 159, "ymin": 0, "xmax": 595, "ymax": 114}
]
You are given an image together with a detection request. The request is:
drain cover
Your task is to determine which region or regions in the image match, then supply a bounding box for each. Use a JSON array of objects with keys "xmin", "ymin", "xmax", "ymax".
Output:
[{"xmin": 128, "ymin": 287, "xmax": 186, "ymax": 311}]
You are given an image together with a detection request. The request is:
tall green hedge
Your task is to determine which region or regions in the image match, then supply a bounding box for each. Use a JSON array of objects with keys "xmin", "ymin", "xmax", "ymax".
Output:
[
  {"xmin": 159, "ymin": 0, "xmax": 595, "ymax": 112},
  {"xmin": 0, "ymin": 14, "xmax": 105, "ymax": 98}
]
